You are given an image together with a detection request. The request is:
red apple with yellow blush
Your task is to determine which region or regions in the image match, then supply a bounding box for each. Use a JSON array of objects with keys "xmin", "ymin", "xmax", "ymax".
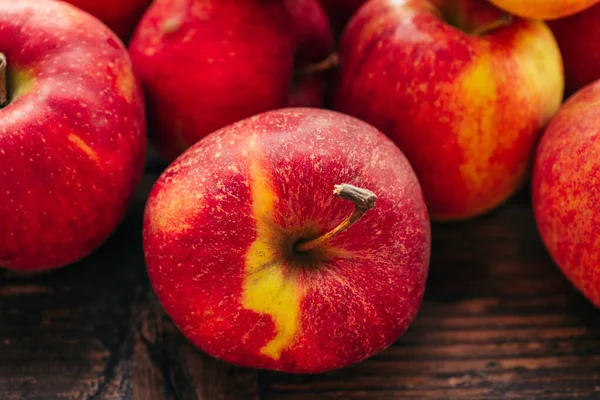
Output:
[
  {"xmin": 143, "ymin": 108, "xmax": 430, "ymax": 373},
  {"xmin": 67, "ymin": 0, "xmax": 152, "ymax": 41},
  {"xmin": 335, "ymin": 0, "xmax": 564, "ymax": 220},
  {"xmin": 548, "ymin": 3, "xmax": 600, "ymax": 95},
  {"xmin": 129, "ymin": 0, "xmax": 333, "ymax": 160},
  {"xmin": 0, "ymin": 0, "xmax": 146, "ymax": 271},
  {"xmin": 533, "ymin": 81, "xmax": 600, "ymax": 308}
]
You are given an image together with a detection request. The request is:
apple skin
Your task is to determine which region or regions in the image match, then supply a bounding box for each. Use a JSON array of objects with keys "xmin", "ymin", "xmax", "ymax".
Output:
[
  {"xmin": 533, "ymin": 81, "xmax": 600, "ymax": 308},
  {"xmin": 0, "ymin": 0, "xmax": 147, "ymax": 271},
  {"xmin": 488, "ymin": 0, "xmax": 599, "ymax": 20},
  {"xmin": 65, "ymin": 0, "xmax": 152, "ymax": 41},
  {"xmin": 335, "ymin": 0, "xmax": 564, "ymax": 221},
  {"xmin": 129, "ymin": 0, "xmax": 333, "ymax": 160},
  {"xmin": 548, "ymin": 3, "xmax": 600, "ymax": 95},
  {"xmin": 143, "ymin": 108, "xmax": 430, "ymax": 373}
]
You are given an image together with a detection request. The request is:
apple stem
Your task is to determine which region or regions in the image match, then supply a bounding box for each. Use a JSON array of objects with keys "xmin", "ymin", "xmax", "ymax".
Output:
[
  {"xmin": 0, "ymin": 53, "xmax": 7, "ymax": 107},
  {"xmin": 295, "ymin": 184, "xmax": 377, "ymax": 253},
  {"xmin": 295, "ymin": 53, "xmax": 339, "ymax": 77},
  {"xmin": 470, "ymin": 13, "xmax": 513, "ymax": 36}
]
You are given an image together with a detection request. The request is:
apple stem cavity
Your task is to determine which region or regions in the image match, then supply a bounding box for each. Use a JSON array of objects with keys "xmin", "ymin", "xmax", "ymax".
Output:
[
  {"xmin": 296, "ymin": 184, "xmax": 377, "ymax": 253},
  {"xmin": 295, "ymin": 52, "xmax": 339, "ymax": 78},
  {"xmin": 471, "ymin": 13, "xmax": 513, "ymax": 36},
  {"xmin": 0, "ymin": 53, "xmax": 7, "ymax": 107}
]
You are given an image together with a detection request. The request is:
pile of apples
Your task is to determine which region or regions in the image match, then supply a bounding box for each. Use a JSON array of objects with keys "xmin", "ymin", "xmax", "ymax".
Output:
[{"xmin": 1, "ymin": 0, "xmax": 599, "ymax": 374}]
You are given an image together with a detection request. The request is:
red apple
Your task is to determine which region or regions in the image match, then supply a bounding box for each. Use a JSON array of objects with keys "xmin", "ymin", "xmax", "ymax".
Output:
[
  {"xmin": 0, "ymin": 0, "xmax": 146, "ymax": 271},
  {"xmin": 548, "ymin": 3, "xmax": 600, "ymax": 95},
  {"xmin": 143, "ymin": 108, "xmax": 430, "ymax": 373},
  {"xmin": 335, "ymin": 0, "xmax": 564, "ymax": 221},
  {"xmin": 533, "ymin": 81, "xmax": 600, "ymax": 308},
  {"xmin": 129, "ymin": 0, "xmax": 334, "ymax": 160},
  {"xmin": 488, "ymin": 0, "xmax": 600, "ymax": 20},
  {"xmin": 319, "ymin": 0, "xmax": 367, "ymax": 33},
  {"xmin": 66, "ymin": 0, "xmax": 152, "ymax": 41}
]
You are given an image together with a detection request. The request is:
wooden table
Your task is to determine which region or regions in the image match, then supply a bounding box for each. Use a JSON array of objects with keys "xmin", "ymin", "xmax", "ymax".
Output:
[{"xmin": 1, "ymin": 164, "xmax": 599, "ymax": 400}]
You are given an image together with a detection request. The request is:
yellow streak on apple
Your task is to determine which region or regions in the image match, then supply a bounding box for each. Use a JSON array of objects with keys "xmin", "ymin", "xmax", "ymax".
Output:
[
  {"xmin": 451, "ymin": 52, "xmax": 516, "ymax": 217},
  {"xmin": 116, "ymin": 63, "xmax": 136, "ymax": 103},
  {"xmin": 512, "ymin": 21, "xmax": 564, "ymax": 126},
  {"xmin": 242, "ymin": 158, "xmax": 301, "ymax": 361},
  {"xmin": 67, "ymin": 133, "xmax": 100, "ymax": 163},
  {"xmin": 9, "ymin": 68, "xmax": 34, "ymax": 99},
  {"xmin": 444, "ymin": 21, "xmax": 563, "ymax": 220},
  {"xmin": 456, "ymin": 54, "xmax": 498, "ymax": 192}
]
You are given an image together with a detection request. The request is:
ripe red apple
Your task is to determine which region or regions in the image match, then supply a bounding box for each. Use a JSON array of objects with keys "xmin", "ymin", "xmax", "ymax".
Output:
[
  {"xmin": 143, "ymin": 108, "xmax": 430, "ymax": 373},
  {"xmin": 548, "ymin": 3, "xmax": 600, "ymax": 95},
  {"xmin": 66, "ymin": 0, "xmax": 152, "ymax": 41},
  {"xmin": 488, "ymin": 0, "xmax": 599, "ymax": 20},
  {"xmin": 335, "ymin": 0, "xmax": 564, "ymax": 220},
  {"xmin": 318, "ymin": 0, "xmax": 367, "ymax": 33},
  {"xmin": 0, "ymin": 0, "xmax": 146, "ymax": 271},
  {"xmin": 129, "ymin": 0, "xmax": 334, "ymax": 160},
  {"xmin": 533, "ymin": 81, "xmax": 600, "ymax": 308}
]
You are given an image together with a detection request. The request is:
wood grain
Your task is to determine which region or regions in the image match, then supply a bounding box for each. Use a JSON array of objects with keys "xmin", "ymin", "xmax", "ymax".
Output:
[{"xmin": 1, "ymin": 169, "xmax": 599, "ymax": 399}]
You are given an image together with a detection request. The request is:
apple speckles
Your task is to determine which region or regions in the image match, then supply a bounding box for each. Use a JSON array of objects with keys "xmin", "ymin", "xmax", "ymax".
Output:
[
  {"xmin": 190, "ymin": 0, "xmax": 215, "ymax": 20},
  {"xmin": 142, "ymin": 46, "xmax": 157, "ymax": 57},
  {"xmin": 533, "ymin": 81, "xmax": 600, "ymax": 308},
  {"xmin": 161, "ymin": 16, "xmax": 184, "ymax": 34}
]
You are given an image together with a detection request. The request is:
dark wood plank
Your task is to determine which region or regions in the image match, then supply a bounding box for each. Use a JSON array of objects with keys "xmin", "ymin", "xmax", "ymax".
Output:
[{"xmin": 129, "ymin": 291, "xmax": 259, "ymax": 400}]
